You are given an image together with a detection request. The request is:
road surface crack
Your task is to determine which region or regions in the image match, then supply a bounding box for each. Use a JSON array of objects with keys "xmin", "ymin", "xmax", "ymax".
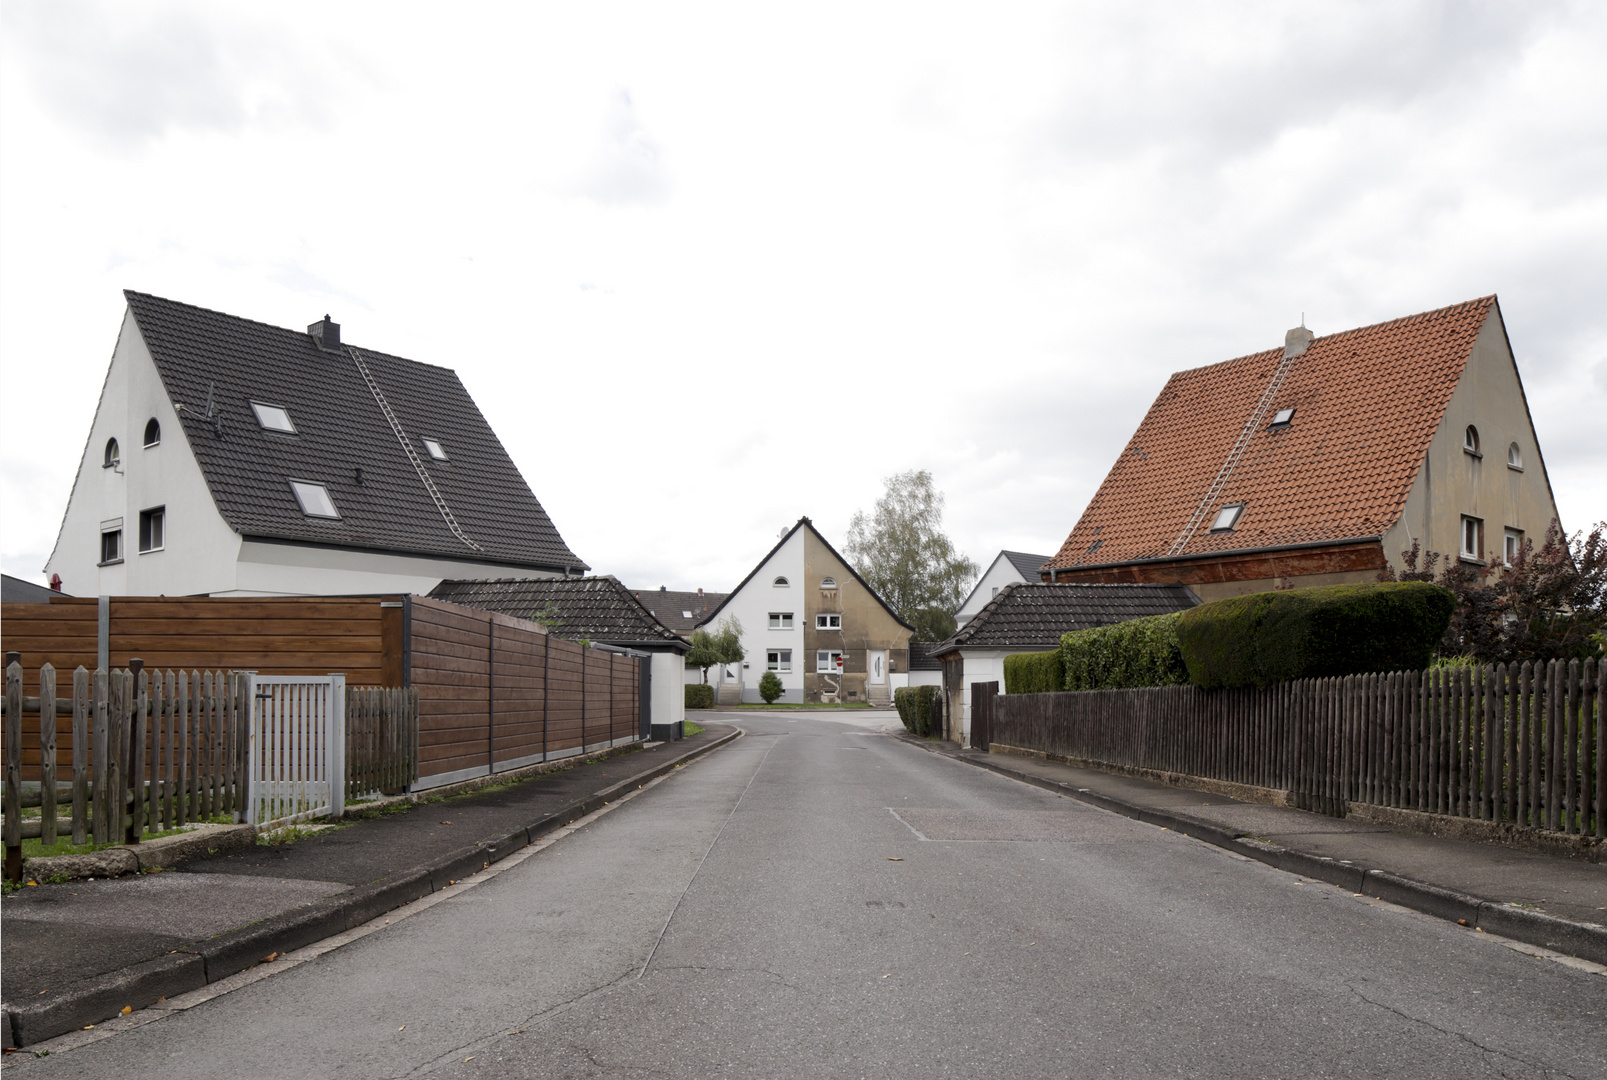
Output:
[{"xmin": 1345, "ymin": 983, "xmax": 1583, "ymax": 1079}]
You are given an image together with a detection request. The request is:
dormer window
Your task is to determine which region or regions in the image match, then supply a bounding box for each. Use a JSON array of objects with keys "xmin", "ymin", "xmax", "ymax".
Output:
[
  {"xmin": 103, "ymin": 438, "xmax": 120, "ymax": 468},
  {"xmin": 289, "ymin": 480, "xmax": 340, "ymax": 519},
  {"xmin": 820, "ymin": 577, "xmax": 837, "ymax": 589},
  {"xmin": 773, "ymin": 576, "xmax": 789, "ymax": 587},
  {"xmin": 143, "ymin": 419, "xmax": 161, "ymax": 447},
  {"xmin": 1507, "ymin": 442, "xmax": 1523, "ymax": 471},
  {"xmin": 423, "ymin": 439, "xmax": 448, "ymax": 461},
  {"xmin": 1210, "ymin": 504, "xmax": 1244, "ymax": 532},
  {"xmin": 252, "ymin": 402, "xmax": 296, "ymax": 434},
  {"xmin": 1463, "ymin": 425, "xmax": 1481, "ymax": 456},
  {"xmin": 1269, "ymin": 407, "xmax": 1295, "ymax": 428}
]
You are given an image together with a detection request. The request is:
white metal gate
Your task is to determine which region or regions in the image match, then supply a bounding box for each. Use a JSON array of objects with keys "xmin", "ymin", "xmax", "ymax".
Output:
[{"xmin": 247, "ymin": 674, "xmax": 345, "ymax": 828}]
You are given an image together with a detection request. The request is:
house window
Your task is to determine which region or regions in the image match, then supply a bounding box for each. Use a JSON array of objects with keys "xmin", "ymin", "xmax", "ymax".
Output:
[
  {"xmin": 681, "ymin": 610, "xmax": 693, "ymax": 619},
  {"xmin": 290, "ymin": 480, "xmax": 340, "ymax": 518},
  {"xmin": 1210, "ymin": 503, "xmax": 1244, "ymax": 532},
  {"xmin": 1503, "ymin": 528, "xmax": 1524, "ymax": 567},
  {"xmin": 103, "ymin": 438, "xmax": 120, "ymax": 468},
  {"xmin": 1460, "ymin": 516, "xmax": 1484, "ymax": 561},
  {"xmin": 816, "ymin": 613, "xmax": 841, "ymax": 630},
  {"xmin": 820, "ymin": 577, "xmax": 837, "ymax": 589},
  {"xmin": 1464, "ymin": 425, "xmax": 1481, "ymax": 456},
  {"xmin": 252, "ymin": 402, "xmax": 297, "ymax": 433},
  {"xmin": 138, "ymin": 507, "xmax": 165, "ymax": 553},
  {"xmin": 143, "ymin": 419, "xmax": 160, "ymax": 447},
  {"xmin": 99, "ymin": 528, "xmax": 123, "ymax": 565},
  {"xmin": 991, "ymin": 587, "xmax": 999, "ymax": 597},
  {"xmin": 816, "ymin": 650, "xmax": 843, "ymax": 673},
  {"xmin": 773, "ymin": 576, "xmax": 789, "ymax": 586},
  {"xmin": 768, "ymin": 612, "xmax": 794, "ymax": 630},
  {"xmin": 1507, "ymin": 443, "xmax": 1523, "ymax": 471},
  {"xmin": 423, "ymin": 438, "xmax": 448, "ymax": 461},
  {"xmin": 1270, "ymin": 407, "xmax": 1295, "ymax": 427},
  {"xmin": 767, "ymin": 649, "xmax": 792, "ymax": 672}
]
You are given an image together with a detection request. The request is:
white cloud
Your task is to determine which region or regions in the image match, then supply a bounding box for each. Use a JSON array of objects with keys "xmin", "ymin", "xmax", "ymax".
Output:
[{"xmin": 564, "ymin": 89, "xmax": 670, "ymax": 206}]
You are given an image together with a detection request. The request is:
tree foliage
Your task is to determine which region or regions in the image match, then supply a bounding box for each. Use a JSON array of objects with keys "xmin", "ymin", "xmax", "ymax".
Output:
[
  {"xmin": 907, "ymin": 606, "xmax": 958, "ymax": 643},
  {"xmin": 1378, "ymin": 519, "xmax": 1607, "ymax": 663},
  {"xmin": 758, "ymin": 670, "xmax": 784, "ymax": 704},
  {"xmin": 684, "ymin": 616, "xmax": 745, "ymax": 683},
  {"xmin": 844, "ymin": 470, "xmax": 979, "ymax": 627}
]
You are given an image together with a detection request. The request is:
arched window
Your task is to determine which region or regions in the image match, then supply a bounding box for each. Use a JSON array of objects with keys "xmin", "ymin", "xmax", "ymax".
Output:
[
  {"xmin": 773, "ymin": 576, "xmax": 789, "ymax": 586},
  {"xmin": 103, "ymin": 438, "xmax": 120, "ymax": 468},
  {"xmin": 820, "ymin": 577, "xmax": 837, "ymax": 589},
  {"xmin": 1463, "ymin": 425, "xmax": 1480, "ymax": 454},
  {"xmin": 1507, "ymin": 442, "xmax": 1523, "ymax": 470},
  {"xmin": 143, "ymin": 418, "xmax": 160, "ymax": 447}
]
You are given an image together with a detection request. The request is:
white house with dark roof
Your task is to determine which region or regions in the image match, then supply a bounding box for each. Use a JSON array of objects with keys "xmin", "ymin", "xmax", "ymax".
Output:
[
  {"xmin": 45, "ymin": 292, "xmax": 588, "ymax": 597},
  {"xmin": 955, "ymin": 550, "xmax": 1053, "ymax": 627}
]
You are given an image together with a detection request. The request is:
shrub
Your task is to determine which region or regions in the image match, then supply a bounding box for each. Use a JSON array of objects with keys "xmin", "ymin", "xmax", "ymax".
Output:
[
  {"xmin": 893, "ymin": 685, "xmax": 941, "ymax": 736},
  {"xmin": 758, "ymin": 671, "xmax": 784, "ymax": 704},
  {"xmin": 1004, "ymin": 649, "xmax": 1064, "ymax": 694},
  {"xmin": 1176, "ymin": 581, "xmax": 1455, "ymax": 689},
  {"xmin": 685, "ymin": 684, "xmax": 714, "ymax": 710},
  {"xmin": 1061, "ymin": 611, "xmax": 1190, "ymax": 690}
]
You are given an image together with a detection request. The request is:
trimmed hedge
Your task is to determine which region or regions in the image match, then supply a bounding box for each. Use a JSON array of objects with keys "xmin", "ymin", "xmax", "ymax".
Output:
[
  {"xmin": 894, "ymin": 685, "xmax": 941, "ymax": 736},
  {"xmin": 1176, "ymin": 582, "xmax": 1456, "ymax": 689},
  {"xmin": 1061, "ymin": 611, "xmax": 1190, "ymax": 690},
  {"xmin": 685, "ymin": 683, "xmax": 714, "ymax": 709},
  {"xmin": 1004, "ymin": 649, "xmax": 1064, "ymax": 694}
]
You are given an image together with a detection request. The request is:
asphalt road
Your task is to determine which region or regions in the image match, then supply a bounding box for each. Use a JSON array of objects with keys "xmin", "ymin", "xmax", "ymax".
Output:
[{"xmin": 15, "ymin": 712, "xmax": 1606, "ymax": 1079}]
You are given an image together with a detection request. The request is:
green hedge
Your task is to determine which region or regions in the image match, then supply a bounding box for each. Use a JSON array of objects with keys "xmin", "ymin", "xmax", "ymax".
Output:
[
  {"xmin": 1061, "ymin": 611, "xmax": 1190, "ymax": 690},
  {"xmin": 1004, "ymin": 649, "xmax": 1064, "ymax": 694},
  {"xmin": 685, "ymin": 684, "xmax": 714, "ymax": 710},
  {"xmin": 894, "ymin": 685, "xmax": 941, "ymax": 736},
  {"xmin": 1176, "ymin": 582, "xmax": 1456, "ymax": 689}
]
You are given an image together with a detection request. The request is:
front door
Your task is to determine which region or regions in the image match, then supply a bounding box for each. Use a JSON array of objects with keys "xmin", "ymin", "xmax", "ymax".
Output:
[{"xmin": 868, "ymin": 651, "xmax": 886, "ymax": 686}]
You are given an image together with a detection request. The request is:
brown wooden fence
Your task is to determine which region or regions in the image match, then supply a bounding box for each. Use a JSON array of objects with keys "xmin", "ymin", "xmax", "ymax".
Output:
[
  {"xmin": 989, "ymin": 658, "xmax": 1606, "ymax": 836},
  {"xmin": 347, "ymin": 687, "xmax": 420, "ymax": 799}
]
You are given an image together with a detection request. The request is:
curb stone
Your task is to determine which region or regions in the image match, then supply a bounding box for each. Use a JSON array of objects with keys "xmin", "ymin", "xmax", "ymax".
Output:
[
  {"xmin": 895, "ymin": 730, "xmax": 1607, "ymax": 967},
  {"xmin": 4, "ymin": 728, "xmax": 742, "ymax": 1048}
]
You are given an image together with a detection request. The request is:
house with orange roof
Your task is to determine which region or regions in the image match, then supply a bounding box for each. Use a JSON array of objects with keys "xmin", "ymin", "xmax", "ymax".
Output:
[{"xmin": 1041, "ymin": 297, "xmax": 1561, "ymax": 601}]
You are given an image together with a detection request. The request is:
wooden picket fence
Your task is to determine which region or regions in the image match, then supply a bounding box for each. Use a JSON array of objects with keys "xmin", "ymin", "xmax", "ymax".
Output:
[
  {"xmin": 990, "ymin": 657, "xmax": 1606, "ymax": 837},
  {"xmin": 346, "ymin": 686, "xmax": 419, "ymax": 799}
]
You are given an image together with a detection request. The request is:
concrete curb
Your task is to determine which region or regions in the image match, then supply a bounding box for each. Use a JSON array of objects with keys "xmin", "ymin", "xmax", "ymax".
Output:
[
  {"xmin": 20, "ymin": 824, "xmax": 261, "ymax": 886},
  {"xmin": 896, "ymin": 732, "xmax": 1607, "ymax": 967},
  {"xmin": 4, "ymin": 728, "xmax": 742, "ymax": 1048}
]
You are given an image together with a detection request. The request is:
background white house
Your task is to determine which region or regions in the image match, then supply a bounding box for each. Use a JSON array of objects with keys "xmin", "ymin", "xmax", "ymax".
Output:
[{"xmin": 955, "ymin": 550, "xmax": 1052, "ymax": 626}]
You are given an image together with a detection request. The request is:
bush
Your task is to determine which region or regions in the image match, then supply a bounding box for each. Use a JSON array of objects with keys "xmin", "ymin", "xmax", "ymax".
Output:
[
  {"xmin": 1004, "ymin": 649, "xmax": 1064, "ymax": 694},
  {"xmin": 893, "ymin": 685, "xmax": 941, "ymax": 736},
  {"xmin": 758, "ymin": 671, "xmax": 784, "ymax": 704},
  {"xmin": 685, "ymin": 684, "xmax": 714, "ymax": 710},
  {"xmin": 1176, "ymin": 581, "xmax": 1455, "ymax": 689},
  {"xmin": 1061, "ymin": 611, "xmax": 1190, "ymax": 690}
]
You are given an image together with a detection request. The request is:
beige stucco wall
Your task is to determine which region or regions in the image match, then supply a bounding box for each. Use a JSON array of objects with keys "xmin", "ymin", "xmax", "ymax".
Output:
[
  {"xmin": 1382, "ymin": 306, "xmax": 1562, "ymax": 572},
  {"xmin": 801, "ymin": 529, "xmax": 910, "ymax": 703}
]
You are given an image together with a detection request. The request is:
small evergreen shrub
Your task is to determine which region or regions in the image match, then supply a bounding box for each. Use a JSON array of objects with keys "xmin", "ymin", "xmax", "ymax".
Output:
[
  {"xmin": 1061, "ymin": 611, "xmax": 1190, "ymax": 690},
  {"xmin": 1004, "ymin": 649, "xmax": 1064, "ymax": 694},
  {"xmin": 685, "ymin": 684, "xmax": 714, "ymax": 709},
  {"xmin": 1176, "ymin": 582, "xmax": 1456, "ymax": 689},
  {"xmin": 893, "ymin": 685, "xmax": 941, "ymax": 736},
  {"xmin": 758, "ymin": 671, "xmax": 784, "ymax": 704}
]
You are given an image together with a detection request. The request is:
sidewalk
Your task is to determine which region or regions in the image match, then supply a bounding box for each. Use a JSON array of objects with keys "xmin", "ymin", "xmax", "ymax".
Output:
[
  {"xmin": 2, "ymin": 724, "xmax": 740, "ymax": 1048},
  {"xmin": 897, "ymin": 733, "xmax": 1607, "ymax": 966}
]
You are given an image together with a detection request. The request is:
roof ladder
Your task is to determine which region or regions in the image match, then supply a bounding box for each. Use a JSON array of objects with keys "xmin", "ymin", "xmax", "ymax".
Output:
[
  {"xmin": 347, "ymin": 345, "xmax": 483, "ymax": 553},
  {"xmin": 1165, "ymin": 346, "xmax": 1302, "ymax": 557}
]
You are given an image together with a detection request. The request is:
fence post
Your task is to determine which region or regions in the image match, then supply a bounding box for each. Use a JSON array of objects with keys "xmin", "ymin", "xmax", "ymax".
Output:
[
  {"xmin": 4, "ymin": 661, "xmax": 22, "ymax": 881},
  {"xmin": 40, "ymin": 664, "xmax": 58, "ymax": 847},
  {"xmin": 329, "ymin": 675, "xmax": 346, "ymax": 819},
  {"xmin": 128, "ymin": 660, "xmax": 146, "ymax": 843},
  {"xmin": 244, "ymin": 672, "xmax": 259, "ymax": 826}
]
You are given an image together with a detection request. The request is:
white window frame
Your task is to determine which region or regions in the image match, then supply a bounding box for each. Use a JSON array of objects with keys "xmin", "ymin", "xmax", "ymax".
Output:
[
  {"xmin": 143, "ymin": 418, "xmax": 161, "ymax": 447},
  {"xmin": 773, "ymin": 576, "xmax": 789, "ymax": 587},
  {"xmin": 768, "ymin": 612, "xmax": 794, "ymax": 630},
  {"xmin": 103, "ymin": 438, "xmax": 119, "ymax": 468},
  {"xmin": 767, "ymin": 649, "xmax": 792, "ymax": 673},
  {"xmin": 1269, "ymin": 407, "xmax": 1295, "ymax": 427},
  {"xmin": 290, "ymin": 479, "xmax": 341, "ymax": 519},
  {"xmin": 138, "ymin": 506, "xmax": 165, "ymax": 553},
  {"xmin": 423, "ymin": 438, "xmax": 448, "ymax": 461},
  {"xmin": 1460, "ymin": 515, "xmax": 1484, "ymax": 561},
  {"xmin": 1463, "ymin": 425, "xmax": 1481, "ymax": 455},
  {"xmin": 1507, "ymin": 442, "xmax": 1523, "ymax": 471},
  {"xmin": 815, "ymin": 613, "xmax": 841, "ymax": 630},
  {"xmin": 1503, "ymin": 528, "xmax": 1523, "ymax": 567},
  {"xmin": 1210, "ymin": 503, "xmax": 1244, "ymax": 532},
  {"xmin": 252, "ymin": 401, "xmax": 297, "ymax": 434},
  {"xmin": 816, "ymin": 650, "xmax": 844, "ymax": 674},
  {"xmin": 99, "ymin": 528, "xmax": 123, "ymax": 565},
  {"xmin": 820, "ymin": 577, "xmax": 837, "ymax": 589}
]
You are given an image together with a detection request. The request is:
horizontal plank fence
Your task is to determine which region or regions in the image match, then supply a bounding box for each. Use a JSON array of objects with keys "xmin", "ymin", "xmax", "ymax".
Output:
[{"xmin": 991, "ymin": 657, "xmax": 1606, "ymax": 837}]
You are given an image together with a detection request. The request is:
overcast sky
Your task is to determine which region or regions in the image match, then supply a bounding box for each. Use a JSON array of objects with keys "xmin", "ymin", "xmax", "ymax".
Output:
[{"xmin": 2, "ymin": 1, "xmax": 1603, "ymax": 594}]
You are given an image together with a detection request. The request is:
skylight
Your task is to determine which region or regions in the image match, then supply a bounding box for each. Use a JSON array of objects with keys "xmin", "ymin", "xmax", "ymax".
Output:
[
  {"xmin": 1270, "ymin": 407, "xmax": 1295, "ymax": 426},
  {"xmin": 252, "ymin": 402, "xmax": 296, "ymax": 433},
  {"xmin": 1211, "ymin": 504, "xmax": 1244, "ymax": 532},
  {"xmin": 423, "ymin": 439, "xmax": 448, "ymax": 461},
  {"xmin": 289, "ymin": 480, "xmax": 339, "ymax": 518}
]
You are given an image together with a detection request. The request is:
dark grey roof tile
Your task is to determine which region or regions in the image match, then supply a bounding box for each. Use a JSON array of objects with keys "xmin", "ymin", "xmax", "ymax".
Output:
[{"xmin": 934, "ymin": 582, "xmax": 1200, "ymax": 653}]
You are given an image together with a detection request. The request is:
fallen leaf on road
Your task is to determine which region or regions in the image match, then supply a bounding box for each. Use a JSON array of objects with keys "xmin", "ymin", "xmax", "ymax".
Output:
[
  {"xmin": 887, "ymin": 857, "xmax": 903, "ymax": 861},
  {"xmin": 399, "ymin": 1026, "xmax": 406, "ymax": 1031},
  {"xmin": 1457, "ymin": 919, "xmax": 1469, "ymax": 926},
  {"xmin": 440, "ymin": 821, "xmax": 452, "ymax": 824},
  {"xmin": 260, "ymin": 953, "xmax": 279, "ymax": 963},
  {"xmin": 882, "ymin": 974, "xmax": 891, "ymax": 979},
  {"xmin": 120, "ymin": 1006, "xmax": 132, "ymax": 1015},
  {"xmin": 463, "ymin": 1057, "xmax": 475, "ymax": 1062}
]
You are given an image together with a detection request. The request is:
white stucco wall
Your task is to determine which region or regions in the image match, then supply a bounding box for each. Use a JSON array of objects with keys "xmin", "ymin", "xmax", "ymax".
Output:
[
  {"xmin": 956, "ymin": 553, "xmax": 1030, "ymax": 626},
  {"xmin": 650, "ymin": 651, "xmax": 686, "ymax": 731},
  {"xmin": 703, "ymin": 528, "xmax": 806, "ymax": 703},
  {"xmin": 952, "ymin": 649, "xmax": 1011, "ymax": 742},
  {"xmin": 233, "ymin": 540, "xmax": 561, "ymax": 597}
]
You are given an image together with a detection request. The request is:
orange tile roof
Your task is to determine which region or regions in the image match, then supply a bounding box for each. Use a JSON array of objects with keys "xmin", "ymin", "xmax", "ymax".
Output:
[{"xmin": 1045, "ymin": 296, "xmax": 1497, "ymax": 572}]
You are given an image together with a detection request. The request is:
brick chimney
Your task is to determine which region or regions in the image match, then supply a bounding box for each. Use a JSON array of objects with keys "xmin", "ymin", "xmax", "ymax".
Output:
[{"xmin": 309, "ymin": 315, "xmax": 341, "ymax": 352}]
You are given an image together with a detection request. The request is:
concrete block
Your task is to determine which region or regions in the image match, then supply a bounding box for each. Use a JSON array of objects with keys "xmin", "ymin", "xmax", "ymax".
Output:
[
  {"xmin": 1278, "ymin": 849, "xmax": 1366, "ymax": 893},
  {"xmin": 335, "ymin": 869, "xmax": 435, "ymax": 931},
  {"xmin": 1363, "ymin": 870, "xmax": 1482, "ymax": 924},
  {"xmin": 133, "ymin": 824, "xmax": 255, "ymax": 871},
  {"xmin": 185, "ymin": 896, "xmax": 360, "ymax": 983},
  {"xmin": 3, "ymin": 1008, "xmax": 16, "ymax": 1050},
  {"xmin": 1231, "ymin": 836, "xmax": 1285, "ymax": 869},
  {"xmin": 1150, "ymin": 810, "xmax": 1243, "ymax": 850},
  {"xmin": 1477, "ymin": 903, "xmax": 1607, "ymax": 966},
  {"xmin": 8, "ymin": 952, "xmax": 205, "ymax": 1047}
]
